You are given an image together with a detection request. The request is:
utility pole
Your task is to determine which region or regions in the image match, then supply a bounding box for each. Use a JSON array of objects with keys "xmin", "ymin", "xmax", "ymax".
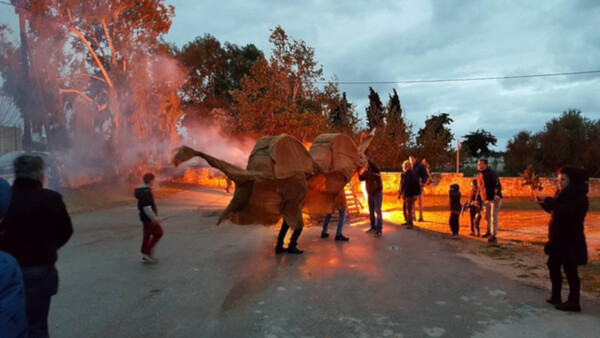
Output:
[{"xmin": 456, "ymin": 139, "xmax": 460, "ymax": 173}]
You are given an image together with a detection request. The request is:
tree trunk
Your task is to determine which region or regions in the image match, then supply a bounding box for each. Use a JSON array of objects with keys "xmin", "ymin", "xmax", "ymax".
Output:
[{"xmin": 18, "ymin": 4, "xmax": 32, "ymax": 151}]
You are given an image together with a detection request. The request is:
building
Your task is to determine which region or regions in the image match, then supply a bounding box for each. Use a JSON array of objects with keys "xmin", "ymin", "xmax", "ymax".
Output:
[{"xmin": 0, "ymin": 126, "xmax": 22, "ymax": 155}]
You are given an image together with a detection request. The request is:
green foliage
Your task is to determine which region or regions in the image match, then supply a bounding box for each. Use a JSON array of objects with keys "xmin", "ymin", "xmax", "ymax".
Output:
[
  {"xmin": 229, "ymin": 26, "xmax": 340, "ymax": 142},
  {"xmin": 462, "ymin": 129, "xmax": 497, "ymax": 158},
  {"xmin": 504, "ymin": 130, "xmax": 539, "ymax": 175},
  {"xmin": 365, "ymin": 87, "xmax": 384, "ymax": 130},
  {"xmin": 416, "ymin": 113, "xmax": 454, "ymax": 170},
  {"xmin": 503, "ymin": 110, "xmax": 600, "ymax": 177},
  {"xmin": 178, "ymin": 34, "xmax": 263, "ymax": 108}
]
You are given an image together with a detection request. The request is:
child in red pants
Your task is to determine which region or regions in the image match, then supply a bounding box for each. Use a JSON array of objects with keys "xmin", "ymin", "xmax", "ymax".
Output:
[{"xmin": 134, "ymin": 173, "xmax": 163, "ymax": 263}]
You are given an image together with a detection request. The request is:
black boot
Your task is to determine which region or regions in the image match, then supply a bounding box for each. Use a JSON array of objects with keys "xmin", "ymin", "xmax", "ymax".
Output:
[
  {"xmin": 555, "ymin": 301, "xmax": 581, "ymax": 312},
  {"xmin": 287, "ymin": 246, "xmax": 304, "ymax": 254}
]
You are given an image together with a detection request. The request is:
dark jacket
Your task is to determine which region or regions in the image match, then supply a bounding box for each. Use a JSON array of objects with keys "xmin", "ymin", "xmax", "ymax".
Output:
[
  {"xmin": 399, "ymin": 169, "xmax": 421, "ymax": 198},
  {"xmin": 0, "ymin": 178, "xmax": 73, "ymax": 268},
  {"xmin": 449, "ymin": 184, "xmax": 462, "ymax": 213},
  {"xmin": 477, "ymin": 168, "xmax": 502, "ymax": 201},
  {"xmin": 134, "ymin": 185, "xmax": 157, "ymax": 223},
  {"xmin": 540, "ymin": 186, "xmax": 588, "ymax": 265},
  {"xmin": 358, "ymin": 160, "xmax": 383, "ymax": 195},
  {"xmin": 413, "ymin": 162, "xmax": 429, "ymax": 185}
]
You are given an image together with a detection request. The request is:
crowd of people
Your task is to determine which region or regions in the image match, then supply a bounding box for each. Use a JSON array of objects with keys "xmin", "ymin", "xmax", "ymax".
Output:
[{"xmin": 0, "ymin": 151, "xmax": 591, "ymax": 337}]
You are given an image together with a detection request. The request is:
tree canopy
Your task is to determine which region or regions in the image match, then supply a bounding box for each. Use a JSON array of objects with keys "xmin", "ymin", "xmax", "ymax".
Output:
[{"xmin": 462, "ymin": 129, "xmax": 497, "ymax": 158}]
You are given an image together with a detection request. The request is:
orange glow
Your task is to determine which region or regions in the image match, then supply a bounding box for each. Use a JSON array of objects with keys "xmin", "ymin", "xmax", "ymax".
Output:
[{"xmin": 175, "ymin": 168, "xmax": 234, "ymax": 190}]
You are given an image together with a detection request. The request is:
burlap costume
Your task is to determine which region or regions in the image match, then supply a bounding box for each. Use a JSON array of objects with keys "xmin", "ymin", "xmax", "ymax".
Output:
[
  {"xmin": 304, "ymin": 133, "xmax": 364, "ymax": 215},
  {"xmin": 174, "ymin": 134, "xmax": 316, "ymax": 230},
  {"xmin": 173, "ymin": 132, "xmax": 373, "ymax": 230}
]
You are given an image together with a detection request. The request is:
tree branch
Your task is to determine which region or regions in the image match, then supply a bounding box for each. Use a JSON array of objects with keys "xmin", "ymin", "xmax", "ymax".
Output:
[
  {"xmin": 69, "ymin": 27, "xmax": 114, "ymax": 90},
  {"xmin": 102, "ymin": 19, "xmax": 116, "ymax": 66},
  {"xmin": 59, "ymin": 88, "xmax": 94, "ymax": 103}
]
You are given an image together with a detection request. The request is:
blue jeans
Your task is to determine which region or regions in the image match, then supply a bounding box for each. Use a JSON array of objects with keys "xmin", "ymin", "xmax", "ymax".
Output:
[
  {"xmin": 368, "ymin": 191, "xmax": 383, "ymax": 230},
  {"xmin": 322, "ymin": 208, "xmax": 347, "ymax": 236},
  {"xmin": 21, "ymin": 265, "xmax": 58, "ymax": 338}
]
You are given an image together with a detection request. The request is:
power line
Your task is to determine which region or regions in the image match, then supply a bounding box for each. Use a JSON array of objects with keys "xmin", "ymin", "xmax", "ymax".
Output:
[{"xmin": 316, "ymin": 69, "xmax": 600, "ymax": 85}]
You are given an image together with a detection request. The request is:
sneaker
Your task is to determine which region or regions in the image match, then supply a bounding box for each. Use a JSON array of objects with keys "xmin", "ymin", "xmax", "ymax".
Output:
[
  {"xmin": 287, "ymin": 247, "xmax": 304, "ymax": 254},
  {"xmin": 469, "ymin": 232, "xmax": 476, "ymax": 236},
  {"xmin": 275, "ymin": 246, "xmax": 285, "ymax": 254},
  {"xmin": 488, "ymin": 235, "xmax": 497, "ymax": 243},
  {"xmin": 418, "ymin": 217, "xmax": 424, "ymax": 222},
  {"xmin": 554, "ymin": 301, "xmax": 581, "ymax": 312},
  {"xmin": 142, "ymin": 254, "xmax": 158, "ymax": 264},
  {"xmin": 365, "ymin": 228, "xmax": 376, "ymax": 233},
  {"xmin": 405, "ymin": 225, "xmax": 414, "ymax": 229},
  {"xmin": 482, "ymin": 232, "xmax": 491, "ymax": 238},
  {"xmin": 451, "ymin": 234, "xmax": 458, "ymax": 239},
  {"xmin": 335, "ymin": 234, "xmax": 349, "ymax": 241},
  {"xmin": 373, "ymin": 230, "xmax": 382, "ymax": 237},
  {"xmin": 321, "ymin": 232, "xmax": 329, "ymax": 238}
]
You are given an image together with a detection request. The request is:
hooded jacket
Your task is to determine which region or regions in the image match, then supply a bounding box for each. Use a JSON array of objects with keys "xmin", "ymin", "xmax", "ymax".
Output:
[
  {"xmin": 449, "ymin": 184, "xmax": 462, "ymax": 213},
  {"xmin": 134, "ymin": 185, "xmax": 158, "ymax": 223}
]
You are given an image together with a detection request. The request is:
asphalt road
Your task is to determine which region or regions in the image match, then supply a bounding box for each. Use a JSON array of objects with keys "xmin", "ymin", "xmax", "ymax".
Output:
[{"xmin": 49, "ymin": 187, "xmax": 600, "ymax": 337}]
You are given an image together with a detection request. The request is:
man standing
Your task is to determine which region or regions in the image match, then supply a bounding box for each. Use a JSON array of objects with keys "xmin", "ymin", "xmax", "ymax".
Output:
[
  {"xmin": 477, "ymin": 158, "xmax": 502, "ymax": 243},
  {"xmin": 0, "ymin": 155, "xmax": 73, "ymax": 337},
  {"xmin": 409, "ymin": 156, "xmax": 429, "ymax": 222},
  {"xmin": 398, "ymin": 160, "xmax": 421, "ymax": 228},
  {"xmin": 359, "ymin": 156, "xmax": 384, "ymax": 236}
]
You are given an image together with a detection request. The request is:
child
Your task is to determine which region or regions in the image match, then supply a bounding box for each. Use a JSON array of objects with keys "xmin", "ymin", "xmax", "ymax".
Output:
[
  {"xmin": 449, "ymin": 184, "xmax": 461, "ymax": 238},
  {"xmin": 466, "ymin": 179, "xmax": 483, "ymax": 236},
  {"xmin": 134, "ymin": 173, "xmax": 163, "ymax": 263}
]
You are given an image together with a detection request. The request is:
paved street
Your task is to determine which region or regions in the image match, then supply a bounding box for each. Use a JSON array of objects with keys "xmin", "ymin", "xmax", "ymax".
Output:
[{"xmin": 50, "ymin": 187, "xmax": 600, "ymax": 337}]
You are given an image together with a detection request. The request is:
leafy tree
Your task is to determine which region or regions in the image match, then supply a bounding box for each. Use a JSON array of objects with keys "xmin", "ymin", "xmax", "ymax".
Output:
[
  {"xmin": 178, "ymin": 35, "xmax": 263, "ymax": 107},
  {"xmin": 379, "ymin": 89, "xmax": 412, "ymax": 168},
  {"xmin": 365, "ymin": 87, "xmax": 384, "ymax": 130},
  {"xmin": 416, "ymin": 113, "xmax": 454, "ymax": 170},
  {"xmin": 178, "ymin": 34, "xmax": 227, "ymax": 105},
  {"xmin": 0, "ymin": 1, "xmax": 183, "ymax": 172},
  {"xmin": 504, "ymin": 130, "xmax": 539, "ymax": 175},
  {"xmin": 231, "ymin": 26, "xmax": 331, "ymax": 141},
  {"xmin": 537, "ymin": 109, "xmax": 588, "ymax": 173},
  {"xmin": 461, "ymin": 129, "xmax": 497, "ymax": 158},
  {"xmin": 322, "ymin": 81, "xmax": 358, "ymax": 133}
]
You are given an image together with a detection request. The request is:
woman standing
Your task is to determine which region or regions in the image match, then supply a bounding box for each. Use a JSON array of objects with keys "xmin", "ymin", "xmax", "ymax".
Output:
[{"xmin": 536, "ymin": 166, "xmax": 588, "ymax": 312}]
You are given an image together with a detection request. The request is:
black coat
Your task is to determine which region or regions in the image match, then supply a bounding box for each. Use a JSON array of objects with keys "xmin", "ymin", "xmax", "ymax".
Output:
[
  {"xmin": 0, "ymin": 178, "xmax": 73, "ymax": 267},
  {"xmin": 477, "ymin": 168, "xmax": 502, "ymax": 201},
  {"xmin": 399, "ymin": 169, "xmax": 421, "ymax": 198},
  {"xmin": 358, "ymin": 160, "xmax": 383, "ymax": 195},
  {"xmin": 540, "ymin": 186, "xmax": 588, "ymax": 265}
]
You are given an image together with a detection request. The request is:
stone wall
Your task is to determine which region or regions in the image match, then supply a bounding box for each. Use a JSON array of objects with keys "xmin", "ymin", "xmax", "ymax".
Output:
[{"xmin": 378, "ymin": 172, "xmax": 600, "ymax": 198}]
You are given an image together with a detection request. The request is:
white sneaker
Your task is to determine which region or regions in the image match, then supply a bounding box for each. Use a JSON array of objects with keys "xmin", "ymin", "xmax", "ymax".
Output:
[{"xmin": 142, "ymin": 254, "xmax": 158, "ymax": 264}]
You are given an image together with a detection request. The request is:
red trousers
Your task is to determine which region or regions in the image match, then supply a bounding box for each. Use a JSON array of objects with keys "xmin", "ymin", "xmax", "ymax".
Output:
[{"xmin": 141, "ymin": 222, "xmax": 163, "ymax": 255}]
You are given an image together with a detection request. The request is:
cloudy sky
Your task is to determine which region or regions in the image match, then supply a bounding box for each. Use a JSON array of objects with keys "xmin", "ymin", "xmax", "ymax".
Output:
[{"xmin": 2, "ymin": 0, "xmax": 599, "ymax": 150}]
